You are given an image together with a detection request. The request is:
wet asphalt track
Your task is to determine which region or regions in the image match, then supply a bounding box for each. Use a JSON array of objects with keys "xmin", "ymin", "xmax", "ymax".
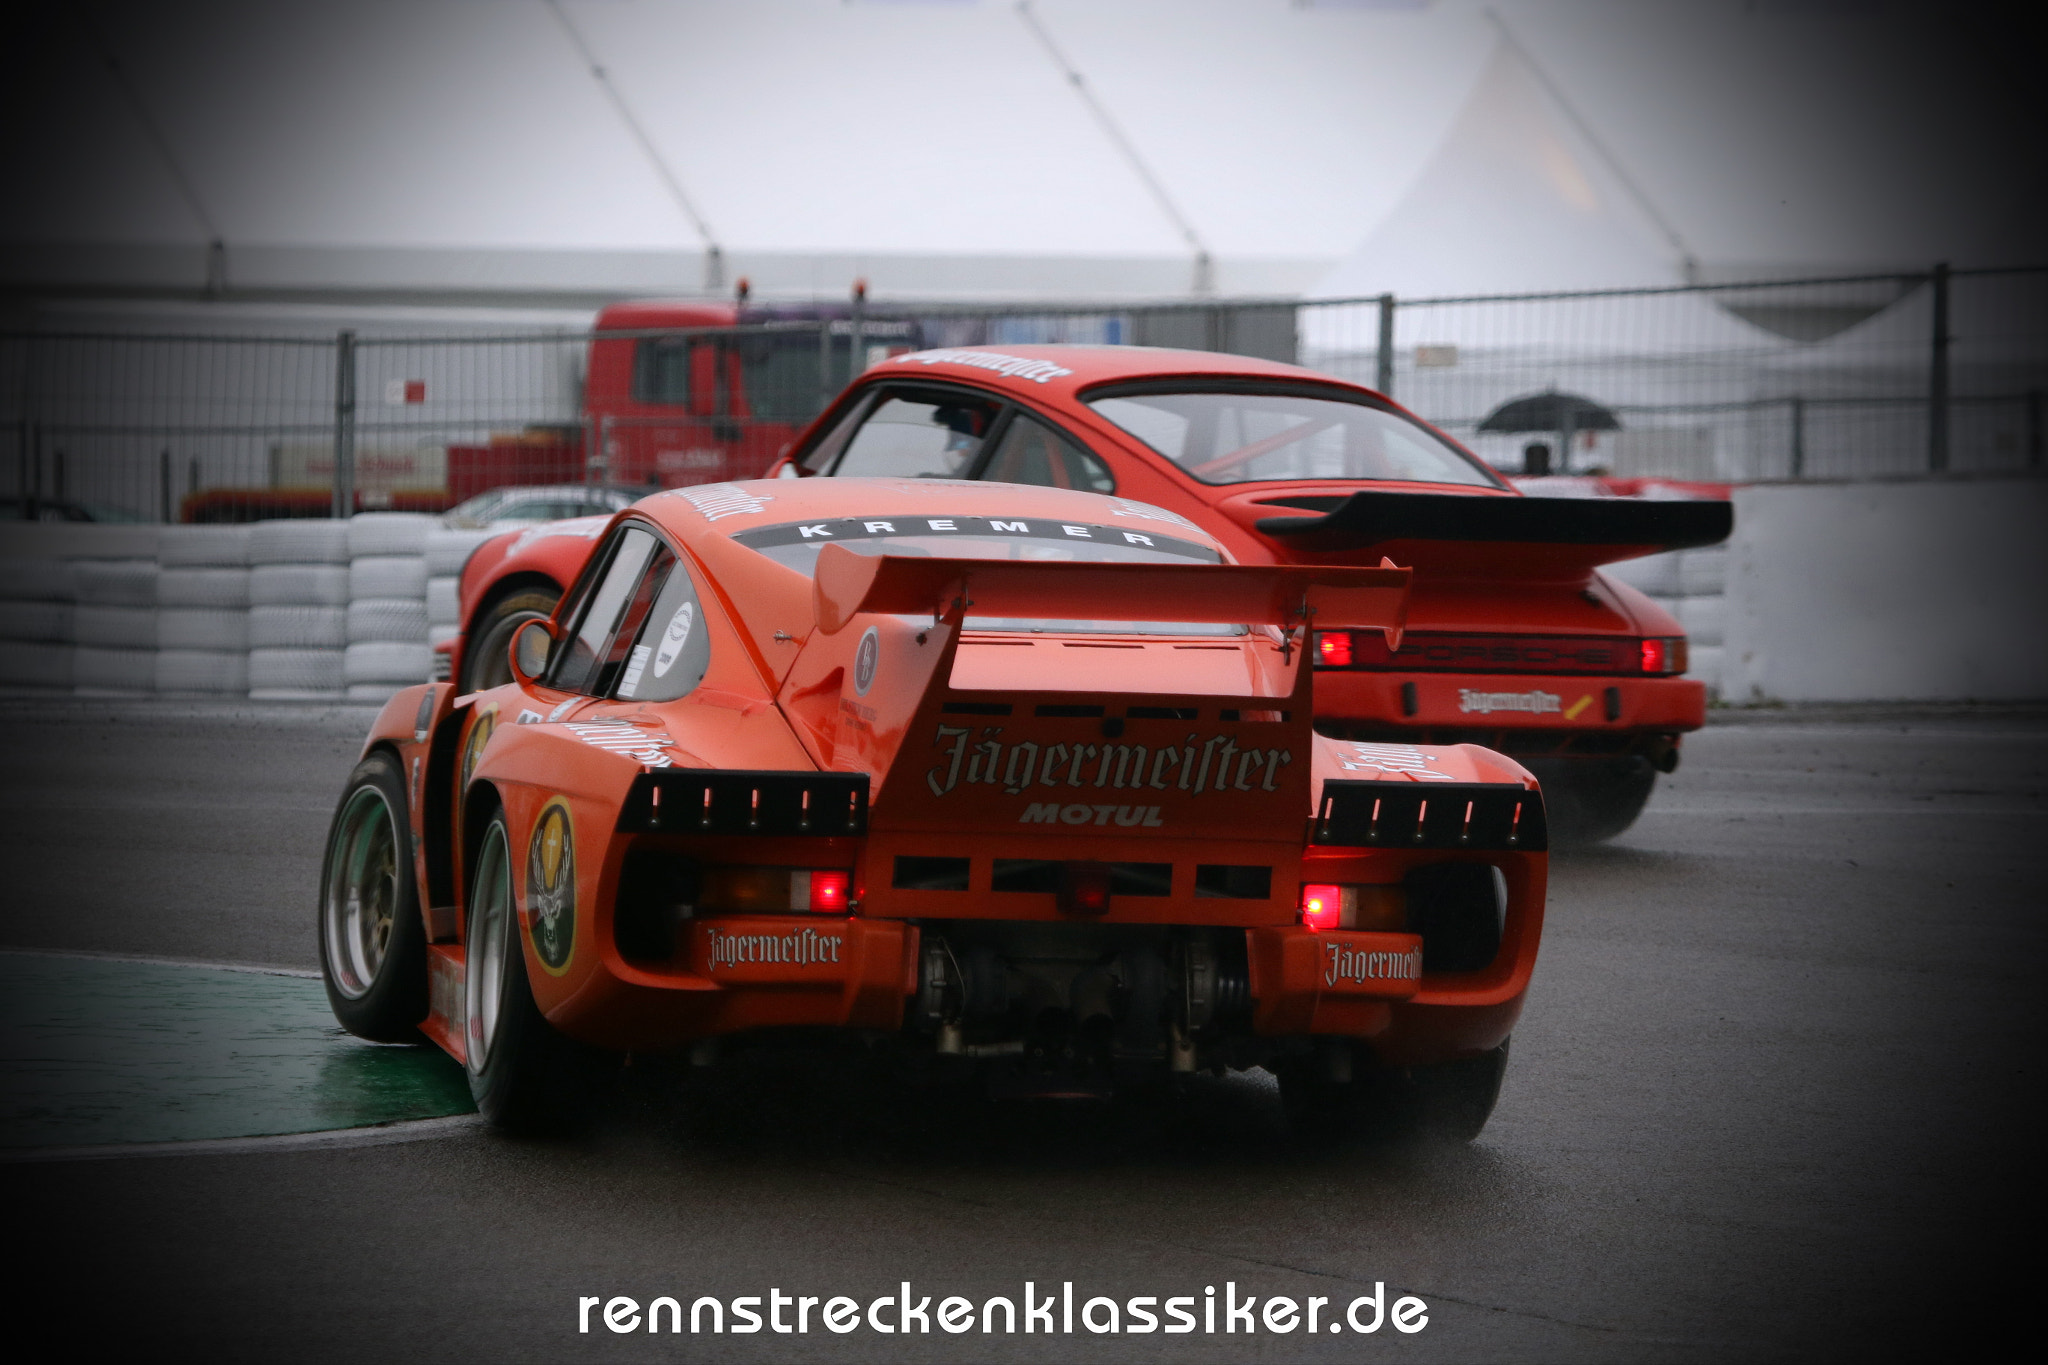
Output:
[{"xmin": 2, "ymin": 700, "xmax": 2042, "ymax": 1362}]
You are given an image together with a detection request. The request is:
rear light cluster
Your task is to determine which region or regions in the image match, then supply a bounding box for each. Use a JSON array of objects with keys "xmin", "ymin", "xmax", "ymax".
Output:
[
  {"xmin": 1312, "ymin": 630, "xmax": 1687, "ymax": 676},
  {"xmin": 1298, "ymin": 882, "xmax": 1407, "ymax": 932},
  {"xmin": 700, "ymin": 867, "xmax": 852, "ymax": 913}
]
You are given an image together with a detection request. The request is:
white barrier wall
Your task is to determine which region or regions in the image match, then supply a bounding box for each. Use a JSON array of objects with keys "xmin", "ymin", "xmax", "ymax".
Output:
[{"xmin": 1725, "ymin": 477, "xmax": 2048, "ymax": 702}]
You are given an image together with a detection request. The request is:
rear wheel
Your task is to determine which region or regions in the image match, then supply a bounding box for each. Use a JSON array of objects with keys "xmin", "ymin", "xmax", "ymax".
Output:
[
  {"xmin": 464, "ymin": 808, "xmax": 590, "ymax": 1132},
  {"xmin": 461, "ymin": 587, "xmax": 559, "ymax": 694},
  {"xmin": 318, "ymin": 752, "xmax": 428, "ymax": 1041},
  {"xmin": 1280, "ymin": 1039, "xmax": 1511, "ymax": 1144},
  {"xmin": 1526, "ymin": 756, "xmax": 1656, "ymax": 844}
]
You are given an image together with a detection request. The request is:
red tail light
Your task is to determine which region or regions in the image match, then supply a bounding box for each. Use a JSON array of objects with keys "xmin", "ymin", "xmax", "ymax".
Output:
[
  {"xmin": 1314, "ymin": 631, "xmax": 1354, "ymax": 668},
  {"xmin": 1640, "ymin": 637, "xmax": 1687, "ymax": 676},
  {"xmin": 1300, "ymin": 883, "xmax": 1342, "ymax": 931},
  {"xmin": 806, "ymin": 870, "xmax": 852, "ymax": 912}
]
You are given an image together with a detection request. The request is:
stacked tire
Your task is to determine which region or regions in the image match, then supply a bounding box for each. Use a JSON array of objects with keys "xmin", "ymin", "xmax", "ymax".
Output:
[
  {"xmin": 249, "ymin": 519, "xmax": 352, "ymax": 701},
  {"xmin": 0, "ymin": 558, "xmax": 76, "ymax": 691},
  {"xmin": 425, "ymin": 527, "xmax": 492, "ymax": 654},
  {"xmin": 345, "ymin": 513, "xmax": 435, "ymax": 702},
  {"xmin": 156, "ymin": 525, "xmax": 252, "ymax": 695},
  {"xmin": 73, "ymin": 549, "xmax": 161, "ymax": 694}
]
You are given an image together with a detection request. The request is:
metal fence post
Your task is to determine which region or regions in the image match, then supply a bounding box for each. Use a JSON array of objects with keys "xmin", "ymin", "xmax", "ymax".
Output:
[
  {"xmin": 1374, "ymin": 293, "xmax": 1396, "ymax": 397},
  {"xmin": 159, "ymin": 447, "xmax": 171, "ymax": 522},
  {"xmin": 1789, "ymin": 395, "xmax": 1806, "ymax": 479},
  {"xmin": 817, "ymin": 318, "xmax": 832, "ymax": 413},
  {"xmin": 332, "ymin": 328, "xmax": 357, "ymax": 518},
  {"xmin": 2028, "ymin": 389, "xmax": 2043, "ymax": 469},
  {"xmin": 1928, "ymin": 262, "xmax": 1950, "ymax": 473}
]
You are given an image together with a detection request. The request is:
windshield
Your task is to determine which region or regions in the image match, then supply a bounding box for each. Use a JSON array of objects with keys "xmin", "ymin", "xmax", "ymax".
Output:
[
  {"xmin": 1086, "ymin": 388, "xmax": 1502, "ymax": 488},
  {"xmin": 729, "ymin": 514, "xmax": 1240, "ymax": 636}
]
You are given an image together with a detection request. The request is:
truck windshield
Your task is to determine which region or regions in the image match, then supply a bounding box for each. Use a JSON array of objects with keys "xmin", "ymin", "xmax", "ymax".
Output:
[
  {"xmin": 1086, "ymin": 387, "xmax": 1502, "ymax": 488},
  {"xmin": 729, "ymin": 514, "xmax": 1240, "ymax": 636}
]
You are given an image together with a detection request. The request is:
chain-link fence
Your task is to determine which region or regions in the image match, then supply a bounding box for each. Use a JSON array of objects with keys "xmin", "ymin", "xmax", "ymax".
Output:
[{"xmin": 4, "ymin": 266, "xmax": 2041, "ymax": 521}]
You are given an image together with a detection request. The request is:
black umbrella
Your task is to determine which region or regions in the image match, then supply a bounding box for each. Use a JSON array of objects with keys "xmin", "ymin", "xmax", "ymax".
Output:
[{"xmin": 1477, "ymin": 390, "xmax": 1622, "ymax": 434}]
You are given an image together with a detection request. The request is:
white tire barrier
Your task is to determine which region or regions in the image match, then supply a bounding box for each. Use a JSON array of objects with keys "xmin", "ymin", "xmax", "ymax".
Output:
[
  {"xmin": 0, "ymin": 560, "xmax": 77, "ymax": 602},
  {"xmin": 157, "ymin": 649, "xmax": 249, "ymax": 694},
  {"xmin": 158, "ymin": 525, "xmax": 251, "ymax": 568},
  {"xmin": 249, "ymin": 519, "xmax": 350, "ymax": 566},
  {"xmin": 75, "ymin": 605, "xmax": 158, "ymax": 649},
  {"xmin": 349, "ymin": 555, "xmax": 428, "ymax": 601},
  {"xmin": 348, "ymin": 512, "xmax": 437, "ymax": 558},
  {"xmin": 251, "ymin": 564, "xmax": 350, "ymax": 607},
  {"xmin": 0, "ymin": 641, "xmax": 71, "ymax": 688},
  {"xmin": 1603, "ymin": 552, "xmax": 1682, "ymax": 597},
  {"xmin": 430, "ymin": 623, "xmax": 461, "ymax": 648},
  {"xmin": 425, "ymin": 527, "xmax": 493, "ymax": 577},
  {"xmin": 158, "ymin": 608, "xmax": 250, "ymax": 651},
  {"xmin": 158, "ymin": 567, "xmax": 252, "ymax": 609},
  {"xmin": 249, "ymin": 648, "xmax": 346, "ymax": 693},
  {"xmin": 0, "ymin": 601, "xmax": 74, "ymax": 642},
  {"xmin": 345, "ymin": 640, "xmax": 431, "ymax": 686},
  {"xmin": 73, "ymin": 560, "xmax": 158, "ymax": 607},
  {"xmin": 74, "ymin": 645, "xmax": 156, "ymax": 692},
  {"xmin": 348, "ymin": 598, "xmax": 429, "ymax": 644},
  {"xmin": 426, "ymin": 576, "xmax": 460, "ymax": 627},
  {"xmin": 250, "ymin": 606, "xmax": 348, "ymax": 649}
]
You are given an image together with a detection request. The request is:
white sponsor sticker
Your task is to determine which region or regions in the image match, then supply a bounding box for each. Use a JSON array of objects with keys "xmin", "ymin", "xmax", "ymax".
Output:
[
  {"xmin": 652, "ymin": 602, "xmax": 695, "ymax": 678},
  {"xmin": 1335, "ymin": 742, "xmax": 1455, "ymax": 780},
  {"xmin": 662, "ymin": 483, "xmax": 773, "ymax": 521},
  {"xmin": 1458, "ymin": 688, "xmax": 1562, "ymax": 716},
  {"xmin": 619, "ymin": 644, "xmax": 652, "ymax": 696},
  {"xmin": 853, "ymin": 625, "xmax": 880, "ymax": 696},
  {"xmin": 1324, "ymin": 940, "xmax": 1423, "ymax": 987},
  {"xmin": 890, "ymin": 348, "xmax": 1074, "ymax": 384}
]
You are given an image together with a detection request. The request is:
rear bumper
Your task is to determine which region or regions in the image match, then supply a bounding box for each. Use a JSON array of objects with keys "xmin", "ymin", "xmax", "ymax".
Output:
[{"xmin": 1314, "ymin": 669, "xmax": 1705, "ymax": 743}]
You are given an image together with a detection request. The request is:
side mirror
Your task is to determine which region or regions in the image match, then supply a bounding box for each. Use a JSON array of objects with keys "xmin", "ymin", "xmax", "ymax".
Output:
[{"xmin": 509, "ymin": 617, "xmax": 555, "ymax": 687}]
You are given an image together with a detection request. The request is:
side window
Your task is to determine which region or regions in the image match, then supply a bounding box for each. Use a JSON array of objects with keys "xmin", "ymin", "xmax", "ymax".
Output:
[
  {"xmin": 547, "ymin": 527, "xmax": 662, "ymax": 695},
  {"xmin": 977, "ymin": 414, "xmax": 1116, "ymax": 493},
  {"xmin": 797, "ymin": 394, "xmax": 874, "ymax": 473},
  {"xmin": 616, "ymin": 559, "xmax": 711, "ymax": 702},
  {"xmin": 830, "ymin": 391, "xmax": 1001, "ymax": 478}
]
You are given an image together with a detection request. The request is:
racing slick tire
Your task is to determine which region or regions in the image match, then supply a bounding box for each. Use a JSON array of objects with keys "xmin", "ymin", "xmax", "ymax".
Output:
[
  {"xmin": 1525, "ymin": 756, "xmax": 1657, "ymax": 845},
  {"xmin": 1280, "ymin": 1039, "xmax": 1511, "ymax": 1145},
  {"xmin": 461, "ymin": 588, "xmax": 559, "ymax": 695},
  {"xmin": 463, "ymin": 808, "xmax": 590, "ymax": 1132},
  {"xmin": 318, "ymin": 751, "xmax": 429, "ymax": 1042}
]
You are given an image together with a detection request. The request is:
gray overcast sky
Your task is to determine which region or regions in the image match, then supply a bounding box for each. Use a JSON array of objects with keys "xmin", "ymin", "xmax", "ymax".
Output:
[{"xmin": 3, "ymin": 0, "xmax": 2041, "ymax": 282}]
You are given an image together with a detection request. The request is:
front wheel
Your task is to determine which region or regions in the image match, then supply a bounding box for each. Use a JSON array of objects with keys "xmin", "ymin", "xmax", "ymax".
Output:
[
  {"xmin": 464, "ymin": 808, "xmax": 589, "ymax": 1132},
  {"xmin": 318, "ymin": 752, "xmax": 428, "ymax": 1041},
  {"xmin": 461, "ymin": 587, "xmax": 560, "ymax": 695}
]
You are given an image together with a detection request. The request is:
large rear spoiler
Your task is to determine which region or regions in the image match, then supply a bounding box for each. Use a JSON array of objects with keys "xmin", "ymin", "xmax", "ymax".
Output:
[
  {"xmin": 1253, "ymin": 490, "xmax": 1732, "ymax": 562},
  {"xmin": 812, "ymin": 542, "xmax": 1410, "ymax": 641}
]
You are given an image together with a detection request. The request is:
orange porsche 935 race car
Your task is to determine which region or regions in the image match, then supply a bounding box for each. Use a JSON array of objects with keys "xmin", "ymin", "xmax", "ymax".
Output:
[
  {"xmin": 322, "ymin": 480, "xmax": 1549, "ymax": 1137},
  {"xmin": 774, "ymin": 346, "xmax": 1732, "ymax": 841}
]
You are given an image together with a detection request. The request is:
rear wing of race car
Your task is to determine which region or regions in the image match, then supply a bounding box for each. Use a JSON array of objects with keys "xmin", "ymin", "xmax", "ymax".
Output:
[
  {"xmin": 1252, "ymin": 489, "xmax": 1732, "ymax": 579},
  {"xmin": 779, "ymin": 547, "xmax": 1413, "ymax": 836},
  {"xmin": 812, "ymin": 543, "xmax": 1411, "ymax": 640}
]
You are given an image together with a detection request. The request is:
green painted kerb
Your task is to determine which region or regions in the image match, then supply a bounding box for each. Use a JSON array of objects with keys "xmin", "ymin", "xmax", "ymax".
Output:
[{"xmin": 0, "ymin": 952, "xmax": 474, "ymax": 1149}]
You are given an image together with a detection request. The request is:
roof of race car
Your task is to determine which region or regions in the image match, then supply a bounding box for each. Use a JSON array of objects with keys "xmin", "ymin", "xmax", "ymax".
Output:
[
  {"xmin": 623, "ymin": 479, "xmax": 1232, "ymax": 674},
  {"xmin": 870, "ymin": 344, "xmax": 1363, "ymax": 404}
]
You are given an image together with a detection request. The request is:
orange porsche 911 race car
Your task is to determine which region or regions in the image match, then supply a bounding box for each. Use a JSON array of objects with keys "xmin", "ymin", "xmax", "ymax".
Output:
[
  {"xmin": 322, "ymin": 480, "xmax": 1549, "ymax": 1139},
  {"xmin": 773, "ymin": 346, "xmax": 1732, "ymax": 841}
]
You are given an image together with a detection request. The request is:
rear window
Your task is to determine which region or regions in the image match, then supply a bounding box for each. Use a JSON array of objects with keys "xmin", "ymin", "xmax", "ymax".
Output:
[
  {"xmin": 729, "ymin": 514, "xmax": 1239, "ymax": 637},
  {"xmin": 1087, "ymin": 387, "xmax": 1501, "ymax": 488}
]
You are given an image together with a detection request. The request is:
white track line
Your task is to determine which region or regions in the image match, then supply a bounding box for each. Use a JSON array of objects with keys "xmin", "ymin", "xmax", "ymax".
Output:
[
  {"xmin": 4, "ymin": 1114, "xmax": 485, "ymax": 1164},
  {"xmin": 0, "ymin": 947, "xmax": 320, "ymax": 977}
]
